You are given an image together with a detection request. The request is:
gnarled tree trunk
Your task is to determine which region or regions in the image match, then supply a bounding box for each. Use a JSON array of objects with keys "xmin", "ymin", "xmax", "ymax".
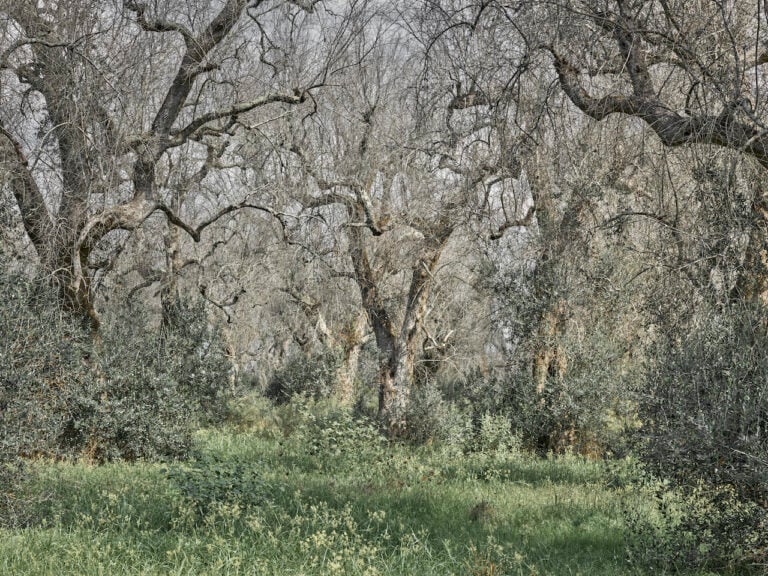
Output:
[
  {"xmin": 349, "ymin": 213, "xmax": 453, "ymax": 435},
  {"xmin": 733, "ymin": 195, "xmax": 768, "ymax": 305}
]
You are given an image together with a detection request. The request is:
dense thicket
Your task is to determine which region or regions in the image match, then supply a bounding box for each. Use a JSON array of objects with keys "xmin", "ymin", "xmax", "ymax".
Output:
[
  {"xmin": 0, "ymin": 264, "xmax": 230, "ymax": 462},
  {"xmin": 644, "ymin": 305, "xmax": 768, "ymax": 501}
]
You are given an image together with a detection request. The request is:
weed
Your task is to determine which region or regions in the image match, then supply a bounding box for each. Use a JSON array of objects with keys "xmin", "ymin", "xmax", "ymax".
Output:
[
  {"xmin": 164, "ymin": 452, "xmax": 268, "ymax": 519},
  {"xmin": 0, "ymin": 400, "xmax": 709, "ymax": 575}
]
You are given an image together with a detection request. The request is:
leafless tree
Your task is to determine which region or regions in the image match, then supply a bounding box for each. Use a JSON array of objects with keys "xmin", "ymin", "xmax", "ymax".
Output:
[
  {"xmin": 544, "ymin": 0, "xmax": 768, "ymax": 303},
  {"xmin": 0, "ymin": 0, "xmax": 348, "ymax": 330},
  {"xmin": 264, "ymin": 0, "xmax": 541, "ymax": 432}
]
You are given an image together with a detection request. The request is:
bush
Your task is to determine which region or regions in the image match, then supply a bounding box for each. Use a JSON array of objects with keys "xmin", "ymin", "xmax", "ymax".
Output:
[
  {"xmin": 164, "ymin": 452, "xmax": 267, "ymax": 518},
  {"xmin": 436, "ymin": 327, "xmax": 640, "ymax": 457},
  {"xmin": 72, "ymin": 301, "xmax": 233, "ymax": 461},
  {"xmin": 632, "ymin": 304, "xmax": 768, "ymax": 571},
  {"xmin": 403, "ymin": 382, "xmax": 472, "ymax": 447},
  {"xmin": 0, "ymin": 271, "xmax": 94, "ymax": 460},
  {"xmin": 298, "ymin": 402, "xmax": 387, "ymax": 463},
  {"xmin": 266, "ymin": 395, "xmax": 387, "ymax": 464},
  {"xmin": 0, "ymin": 268, "xmax": 231, "ymax": 462},
  {"xmin": 441, "ymin": 368, "xmax": 512, "ymax": 417},
  {"xmin": 265, "ymin": 350, "xmax": 341, "ymax": 404},
  {"xmin": 624, "ymin": 478, "xmax": 768, "ymax": 573},
  {"xmin": 642, "ymin": 305, "xmax": 768, "ymax": 500},
  {"xmin": 0, "ymin": 459, "xmax": 49, "ymax": 528},
  {"xmin": 471, "ymin": 413, "xmax": 522, "ymax": 456},
  {"xmin": 444, "ymin": 367, "xmax": 635, "ymax": 457}
]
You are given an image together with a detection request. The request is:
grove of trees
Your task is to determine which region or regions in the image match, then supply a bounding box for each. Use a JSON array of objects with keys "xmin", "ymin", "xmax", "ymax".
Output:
[{"xmin": 3, "ymin": 0, "xmax": 768, "ymax": 568}]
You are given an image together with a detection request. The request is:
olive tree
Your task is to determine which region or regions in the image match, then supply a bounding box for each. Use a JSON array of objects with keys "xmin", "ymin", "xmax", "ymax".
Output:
[
  {"xmin": 544, "ymin": 0, "xmax": 768, "ymax": 303},
  {"xmin": 0, "ymin": 0, "xmax": 341, "ymax": 330},
  {"xmin": 261, "ymin": 0, "xmax": 540, "ymax": 433}
]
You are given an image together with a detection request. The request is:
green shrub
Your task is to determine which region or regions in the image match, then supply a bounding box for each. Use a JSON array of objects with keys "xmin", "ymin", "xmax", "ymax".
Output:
[
  {"xmin": 227, "ymin": 392, "xmax": 282, "ymax": 435},
  {"xmin": 630, "ymin": 305, "xmax": 768, "ymax": 571},
  {"xmin": 304, "ymin": 407, "xmax": 385, "ymax": 461},
  {"xmin": 0, "ymin": 459, "xmax": 49, "ymax": 528},
  {"xmin": 440, "ymin": 343, "xmax": 639, "ymax": 458},
  {"xmin": 276, "ymin": 396, "xmax": 387, "ymax": 464},
  {"xmin": 403, "ymin": 382, "xmax": 472, "ymax": 447},
  {"xmin": 164, "ymin": 452, "xmax": 267, "ymax": 518},
  {"xmin": 265, "ymin": 350, "xmax": 341, "ymax": 404},
  {"xmin": 0, "ymin": 268, "xmax": 231, "ymax": 462},
  {"xmin": 624, "ymin": 479, "xmax": 768, "ymax": 574},
  {"xmin": 73, "ymin": 302, "xmax": 232, "ymax": 461},
  {"xmin": 471, "ymin": 413, "xmax": 522, "ymax": 456},
  {"xmin": 0, "ymin": 271, "xmax": 93, "ymax": 460},
  {"xmin": 643, "ymin": 305, "xmax": 768, "ymax": 500}
]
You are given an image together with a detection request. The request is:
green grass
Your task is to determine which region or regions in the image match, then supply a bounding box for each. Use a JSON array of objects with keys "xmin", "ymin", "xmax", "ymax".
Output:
[{"xmin": 0, "ymin": 402, "xmax": 718, "ymax": 575}]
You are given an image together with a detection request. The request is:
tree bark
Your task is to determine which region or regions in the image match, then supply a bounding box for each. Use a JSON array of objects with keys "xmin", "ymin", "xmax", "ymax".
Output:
[
  {"xmin": 532, "ymin": 302, "xmax": 568, "ymax": 396},
  {"xmin": 331, "ymin": 312, "xmax": 368, "ymax": 405},
  {"xmin": 733, "ymin": 196, "xmax": 768, "ymax": 304},
  {"xmin": 351, "ymin": 216, "xmax": 453, "ymax": 435}
]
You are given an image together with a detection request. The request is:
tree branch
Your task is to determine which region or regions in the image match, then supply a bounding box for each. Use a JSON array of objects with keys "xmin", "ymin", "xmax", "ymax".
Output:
[
  {"xmin": 168, "ymin": 91, "xmax": 306, "ymax": 146},
  {"xmin": 0, "ymin": 36, "xmax": 88, "ymax": 69},
  {"xmin": 550, "ymin": 49, "xmax": 768, "ymax": 167},
  {"xmin": 613, "ymin": 2, "xmax": 655, "ymax": 98},
  {"xmin": 287, "ymin": 0, "xmax": 321, "ymax": 13},
  {"xmin": 290, "ymin": 142, "xmax": 388, "ymax": 235},
  {"xmin": 71, "ymin": 196, "xmax": 288, "ymax": 299},
  {"xmin": 551, "ymin": 50, "xmax": 642, "ymax": 120},
  {"xmin": 124, "ymin": 1, "xmax": 194, "ymax": 41},
  {"xmin": 0, "ymin": 122, "xmax": 53, "ymax": 257},
  {"xmin": 149, "ymin": 0, "xmax": 249, "ymax": 138},
  {"xmin": 199, "ymin": 284, "xmax": 246, "ymax": 323}
]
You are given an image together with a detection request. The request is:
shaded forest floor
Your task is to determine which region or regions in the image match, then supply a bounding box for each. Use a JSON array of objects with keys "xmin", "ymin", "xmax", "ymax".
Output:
[{"xmin": 0, "ymin": 399, "xmax": 720, "ymax": 575}]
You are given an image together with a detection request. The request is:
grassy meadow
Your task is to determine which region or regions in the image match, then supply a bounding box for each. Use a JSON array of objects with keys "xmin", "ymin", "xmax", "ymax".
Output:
[{"xmin": 0, "ymin": 398, "xmax": 722, "ymax": 576}]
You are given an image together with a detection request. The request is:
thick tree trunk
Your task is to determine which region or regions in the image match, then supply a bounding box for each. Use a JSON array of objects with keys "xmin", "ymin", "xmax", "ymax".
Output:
[
  {"xmin": 1, "ymin": 8, "xmax": 98, "ymax": 329},
  {"xmin": 160, "ymin": 215, "xmax": 184, "ymax": 327},
  {"xmin": 1, "ymin": 119, "xmax": 97, "ymax": 330},
  {"xmin": 378, "ymin": 341, "xmax": 418, "ymax": 436},
  {"xmin": 285, "ymin": 284, "xmax": 369, "ymax": 405},
  {"xmin": 528, "ymin": 159, "xmax": 569, "ymax": 395},
  {"xmin": 358, "ymin": 225, "xmax": 452, "ymax": 436},
  {"xmin": 333, "ymin": 312, "xmax": 368, "ymax": 405},
  {"xmin": 532, "ymin": 301, "xmax": 568, "ymax": 396}
]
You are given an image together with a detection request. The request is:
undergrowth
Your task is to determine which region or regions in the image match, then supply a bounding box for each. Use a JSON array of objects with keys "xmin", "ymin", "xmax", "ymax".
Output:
[{"xmin": 0, "ymin": 395, "xmax": 745, "ymax": 575}]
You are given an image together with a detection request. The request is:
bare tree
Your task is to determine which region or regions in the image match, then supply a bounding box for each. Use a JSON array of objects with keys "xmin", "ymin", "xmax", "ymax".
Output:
[
  {"xmin": 265, "ymin": 0, "xmax": 539, "ymax": 433},
  {"xmin": 544, "ymin": 0, "xmax": 768, "ymax": 303},
  {"xmin": 0, "ymin": 0, "xmax": 338, "ymax": 330}
]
